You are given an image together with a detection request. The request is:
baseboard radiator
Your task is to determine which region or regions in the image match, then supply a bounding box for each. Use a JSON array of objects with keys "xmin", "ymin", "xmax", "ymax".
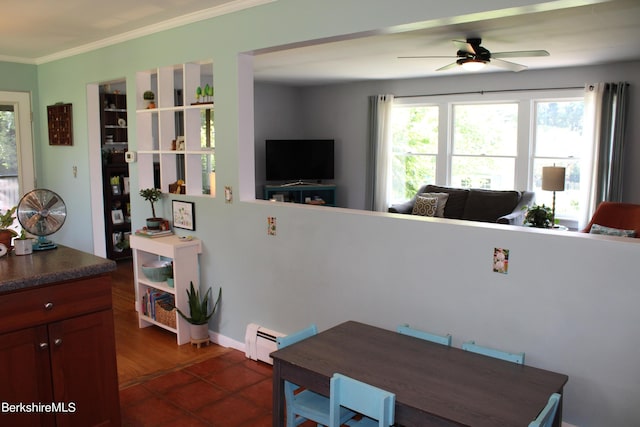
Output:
[{"xmin": 245, "ymin": 323, "xmax": 285, "ymax": 365}]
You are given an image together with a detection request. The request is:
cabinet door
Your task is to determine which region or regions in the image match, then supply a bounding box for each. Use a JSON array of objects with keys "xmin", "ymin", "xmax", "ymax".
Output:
[
  {"xmin": 49, "ymin": 310, "xmax": 121, "ymax": 427},
  {"xmin": 0, "ymin": 326, "xmax": 55, "ymax": 427}
]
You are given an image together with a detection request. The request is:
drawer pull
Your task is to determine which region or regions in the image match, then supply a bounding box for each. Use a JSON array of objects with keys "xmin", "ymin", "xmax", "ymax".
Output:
[
  {"xmin": 44, "ymin": 302, "xmax": 54, "ymax": 311},
  {"xmin": 39, "ymin": 342, "xmax": 49, "ymax": 350},
  {"xmin": 54, "ymin": 338, "xmax": 63, "ymax": 346}
]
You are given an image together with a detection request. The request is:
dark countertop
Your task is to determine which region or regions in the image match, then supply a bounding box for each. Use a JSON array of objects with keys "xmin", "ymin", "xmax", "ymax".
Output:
[{"xmin": 0, "ymin": 245, "xmax": 116, "ymax": 294}]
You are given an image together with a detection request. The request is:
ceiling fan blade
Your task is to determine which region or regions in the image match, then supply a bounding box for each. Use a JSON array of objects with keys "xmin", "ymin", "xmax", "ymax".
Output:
[
  {"xmin": 492, "ymin": 50, "xmax": 549, "ymax": 58},
  {"xmin": 452, "ymin": 39, "xmax": 475, "ymax": 54},
  {"xmin": 398, "ymin": 55, "xmax": 457, "ymax": 59},
  {"xmin": 490, "ymin": 58, "xmax": 527, "ymax": 72},
  {"xmin": 436, "ymin": 62, "xmax": 460, "ymax": 72}
]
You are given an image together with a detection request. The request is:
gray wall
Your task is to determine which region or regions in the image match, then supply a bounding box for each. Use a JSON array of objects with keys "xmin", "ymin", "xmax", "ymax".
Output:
[{"xmin": 255, "ymin": 60, "xmax": 640, "ymax": 208}]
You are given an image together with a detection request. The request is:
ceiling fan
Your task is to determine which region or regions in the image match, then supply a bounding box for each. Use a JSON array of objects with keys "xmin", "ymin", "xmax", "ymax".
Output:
[{"xmin": 399, "ymin": 38, "xmax": 549, "ymax": 72}]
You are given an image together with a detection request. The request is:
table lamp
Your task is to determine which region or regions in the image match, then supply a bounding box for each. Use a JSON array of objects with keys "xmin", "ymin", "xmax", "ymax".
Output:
[{"xmin": 542, "ymin": 166, "xmax": 565, "ymax": 227}]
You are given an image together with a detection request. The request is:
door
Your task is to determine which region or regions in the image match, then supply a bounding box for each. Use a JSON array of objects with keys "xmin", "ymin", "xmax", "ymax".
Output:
[{"xmin": 0, "ymin": 91, "xmax": 35, "ymax": 214}]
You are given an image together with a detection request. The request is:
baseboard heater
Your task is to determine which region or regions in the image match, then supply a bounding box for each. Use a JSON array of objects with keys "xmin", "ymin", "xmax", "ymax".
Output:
[{"xmin": 245, "ymin": 323, "xmax": 285, "ymax": 365}]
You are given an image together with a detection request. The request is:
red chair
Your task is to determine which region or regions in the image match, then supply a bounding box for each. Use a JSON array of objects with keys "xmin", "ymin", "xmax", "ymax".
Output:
[{"xmin": 582, "ymin": 202, "xmax": 640, "ymax": 238}]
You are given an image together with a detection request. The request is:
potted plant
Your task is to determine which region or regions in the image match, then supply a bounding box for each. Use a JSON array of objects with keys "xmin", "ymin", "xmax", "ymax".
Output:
[
  {"xmin": 139, "ymin": 188, "xmax": 163, "ymax": 229},
  {"xmin": 523, "ymin": 204, "xmax": 554, "ymax": 228},
  {"xmin": 175, "ymin": 282, "xmax": 221, "ymax": 343},
  {"xmin": 13, "ymin": 229, "xmax": 33, "ymax": 256},
  {"xmin": 143, "ymin": 90, "xmax": 155, "ymax": 109},
  {"xmin": 0, "ymin": 206, "xmax": 18, "ymax": 250}
]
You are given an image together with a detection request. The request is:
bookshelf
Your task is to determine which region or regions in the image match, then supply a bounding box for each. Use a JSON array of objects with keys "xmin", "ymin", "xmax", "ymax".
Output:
[{"xmin": 130, "ymin": 234, "xmax": 202, "ymax": 345}]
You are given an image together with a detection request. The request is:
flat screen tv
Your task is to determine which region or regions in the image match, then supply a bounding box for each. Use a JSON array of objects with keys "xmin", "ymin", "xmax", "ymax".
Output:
[{"xmin": 265, "ymin": 139, "xmax": 334, "ymax": 182}]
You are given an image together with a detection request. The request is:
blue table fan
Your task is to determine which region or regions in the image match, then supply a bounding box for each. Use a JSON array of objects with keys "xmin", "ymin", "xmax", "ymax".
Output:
[{"xmin": 17, "ymin": 189, "xmax": 66, "ymax": 250}]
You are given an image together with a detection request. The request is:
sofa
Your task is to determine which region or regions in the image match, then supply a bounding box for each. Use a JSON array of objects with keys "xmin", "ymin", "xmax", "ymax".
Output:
[{"xmin": 388, "ymin": 184, "xmax": 535, "ymax": 225}]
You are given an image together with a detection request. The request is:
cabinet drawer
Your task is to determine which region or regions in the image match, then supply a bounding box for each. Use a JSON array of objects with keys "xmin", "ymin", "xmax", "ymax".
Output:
[{"xmin": 0, "ymin": 275, "xmax": 112, "ymax": 334}]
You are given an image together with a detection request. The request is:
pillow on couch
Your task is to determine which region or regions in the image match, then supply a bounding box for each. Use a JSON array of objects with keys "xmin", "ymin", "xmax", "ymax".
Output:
[
  {"xmin": 423, "ymin": 185, "xmax": 469, "ymax": 219},
  {"xmin": 462, "ymin": 189, "xmax": 520, "ymax": 222},
  {"xmin": 418, "ymin": 192, "xmax": 449, "ymax": 217},
  {"xmin": 589, "ymin": 223, "xmax": 636, "ymax": 237},
  {"xmin": 412, "ymin": 196, "xmax": 438, "ymax": 217}
]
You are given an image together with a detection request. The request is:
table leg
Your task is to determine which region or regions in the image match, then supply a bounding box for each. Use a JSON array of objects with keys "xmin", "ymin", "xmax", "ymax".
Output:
[{"xmin": 272, "ymin": 360, "xmax": 284, "ymax": 426}]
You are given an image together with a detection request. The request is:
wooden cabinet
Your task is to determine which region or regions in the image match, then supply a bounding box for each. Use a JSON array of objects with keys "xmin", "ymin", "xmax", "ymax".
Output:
[
  {"xmin": 101, "ymin": 92, "xmax": 131, "ymax": 260},
  {"xmin": 135, "ymin": 61, "xmax": 215, "ymax": 196},
  {"xmin": 130, "ymin": 234, "xmax": 202, "ymax": 345},
  {"xmin": 0, "ymin": 275, "xmax": 120, "ymax": 427}
]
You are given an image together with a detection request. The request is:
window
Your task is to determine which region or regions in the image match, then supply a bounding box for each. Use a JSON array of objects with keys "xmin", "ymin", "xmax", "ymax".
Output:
[
  {"xmin": 390, "ymin": 105, "xmax": 438, "ymax": 202},
  {"xmin": 390, "ymin": 90, "xmax": 585, "ymax": 225}
]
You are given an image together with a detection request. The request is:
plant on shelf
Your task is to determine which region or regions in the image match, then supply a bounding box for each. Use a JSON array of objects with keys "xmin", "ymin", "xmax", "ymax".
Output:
[
  {"xmin": 0, "ymin": 206, "xmax": 18, "ymax": 249},
  {"xmin": 139, "ymin": 188, "xmax": 163, "ymax": 229},
  {"xmin": 143, "ymin": 90, "xmax": 155, "ymax": 109},
  {"xmin": 175, "ymin": 282, "xmax": 222, "ymax": 342},
  {"xmin": 523, "ymin": 204, "xmax": 554, "ymax": 228}
]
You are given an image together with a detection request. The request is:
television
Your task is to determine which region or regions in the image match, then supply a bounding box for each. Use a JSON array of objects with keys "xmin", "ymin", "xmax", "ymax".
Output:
[{"xmin": 265, "ymin": 139, "xmax": 335, "ymax": 182}]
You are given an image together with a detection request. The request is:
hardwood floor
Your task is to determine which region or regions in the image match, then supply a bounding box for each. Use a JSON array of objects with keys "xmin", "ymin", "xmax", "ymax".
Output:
[{"xmin": 111, "ymin": 259, "xmax": 230, "ymax": 389}]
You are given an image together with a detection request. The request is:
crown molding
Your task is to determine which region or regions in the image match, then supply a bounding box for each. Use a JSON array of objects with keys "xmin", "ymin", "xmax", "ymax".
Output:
[{"xmin": 22, "ymin": 0, "xmax": 275, "ymax": 65}]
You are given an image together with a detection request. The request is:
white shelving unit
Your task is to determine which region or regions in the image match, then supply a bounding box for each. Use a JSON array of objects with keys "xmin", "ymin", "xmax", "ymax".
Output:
[
  {"xmin": 135, "ymin": 61, "xmax": 215, "ymax": 196},
  {"xmin": 130, "ymin": 234, "xmax": 202, "ymax": 345}
]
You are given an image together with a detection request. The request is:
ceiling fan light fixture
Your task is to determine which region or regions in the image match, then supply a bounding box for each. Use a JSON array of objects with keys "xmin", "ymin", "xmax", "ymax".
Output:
[{"xmin": 460, "ymin": 59, "xmax": 486, "ymax": 71}]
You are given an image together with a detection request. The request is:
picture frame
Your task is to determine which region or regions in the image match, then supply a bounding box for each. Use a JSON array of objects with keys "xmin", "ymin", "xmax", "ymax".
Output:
[
  {"xmin": 111, "ymin": 209, "xmax": 124, "ymax": 224},
  {"xmin": 173, "ymin": 200, "xmax": 195, "ymax": 231}
]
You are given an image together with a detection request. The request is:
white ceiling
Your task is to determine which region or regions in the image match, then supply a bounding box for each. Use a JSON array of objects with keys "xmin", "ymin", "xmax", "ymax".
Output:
[{"xmin": 2, "ymin": 0, "xmax": 639, "ymax": 85}]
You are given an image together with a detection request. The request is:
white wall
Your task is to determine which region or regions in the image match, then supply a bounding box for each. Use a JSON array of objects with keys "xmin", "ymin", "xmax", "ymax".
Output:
[{"xmin": 28, "ymin": 1, "xmax": 640, "ymax": 425}]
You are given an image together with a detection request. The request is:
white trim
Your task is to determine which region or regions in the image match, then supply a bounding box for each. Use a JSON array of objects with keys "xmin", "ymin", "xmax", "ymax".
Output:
[
  {"xmin": 14, "ymin": 0, "xmax": 277, "ymax": 65},
  {"xmin": 209, "ymin": 330, "xmax": 245, "ymax": 353},
  {"xmin": 0, "ymin": 91, "xmax": 36, "ymax": 196},
  {"xmin": 87, "ymin": 84, "xmax": 107, "ymax": 258}
]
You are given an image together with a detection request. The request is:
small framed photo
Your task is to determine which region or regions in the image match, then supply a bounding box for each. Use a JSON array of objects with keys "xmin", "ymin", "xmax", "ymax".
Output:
[
  {"xmin": 112, "ymin": 184, "xmax": 121, "ymax": 195},
  {"xmin": 111, "ymin": 209, "xmax": 124, "ymax": 224},
  {"xmin": 173, "ymin": 200, "xmax": 195, "ymax": 231}
]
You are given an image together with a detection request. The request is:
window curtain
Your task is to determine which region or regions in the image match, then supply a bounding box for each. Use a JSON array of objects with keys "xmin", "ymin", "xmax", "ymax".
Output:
[
  {"xmin": 366, "ymin": 94, "xmax": 394, "ymax": 211},
  {"xmin": 582, "ymin": 82, "xmax": 629, "ymax": 228}
]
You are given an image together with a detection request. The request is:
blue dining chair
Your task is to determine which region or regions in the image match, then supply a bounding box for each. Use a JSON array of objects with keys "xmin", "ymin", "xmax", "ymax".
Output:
[
  {"xmin": 462, "ymin": 340, "xmax": 525, "ymax": 364},
  {"xmin": 397, "ymin": 324, "xmax": 452, "ymax": 346},
  {"xmin": 276, "ymin": 324, "xmax": 354, "ymax": 427},
  {"xmin": 529, "ymin": 393, "xmax": 561, "ymax": 427},
  {"xmin": 329, "ymin": 373, "xmax": 395, "ymax": 427}
]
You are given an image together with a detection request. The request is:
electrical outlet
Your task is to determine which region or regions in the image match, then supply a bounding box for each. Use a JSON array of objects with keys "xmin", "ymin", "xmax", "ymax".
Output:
[{"xmin": 268, "ymin": 217, "xmax": 276, "ymax": 236}]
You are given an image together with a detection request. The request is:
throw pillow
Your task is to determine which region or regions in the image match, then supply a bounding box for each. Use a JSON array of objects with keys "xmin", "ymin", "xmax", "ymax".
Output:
[
  {"xmin": 423, "ymin": 185, "xmax": 469, "ymax": 219},
  {"xmin": 412, "ymin": 196, "xmax": 438, "ymax": 217},
  {"xmin": 589, "ymin": 223, "xmax": 636, "ymax": 237},
  {"xmin": 418, "ymin": 192, "xmax": 449, "ymax": 217}
]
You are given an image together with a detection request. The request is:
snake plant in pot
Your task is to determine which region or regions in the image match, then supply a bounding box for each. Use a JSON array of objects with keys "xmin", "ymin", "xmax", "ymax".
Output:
[{"xmin": 175, "ymin": 282, "xmax": 222, "ymax": 342}]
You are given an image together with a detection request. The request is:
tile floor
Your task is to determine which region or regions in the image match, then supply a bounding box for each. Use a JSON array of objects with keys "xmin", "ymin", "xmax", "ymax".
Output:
[{"xmin": 119, "ymin": 347, "xmax": 319, "ymax": 427}]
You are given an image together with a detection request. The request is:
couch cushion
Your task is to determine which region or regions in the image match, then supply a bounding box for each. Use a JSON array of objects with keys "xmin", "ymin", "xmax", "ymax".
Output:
[
  {"xmin": 424, "ymin": 185, "xmax": 469, "ymax": 219},
  {"xmin": 462, "ymin": 189, "xmax": 521, "ymax": 222},
  {"xmin": 418, "ymin": 192, "xmax": 449, "ymax": 217},
  {"xmin": 412, "ymin": 196, "xmax": 438, "ymax": 217}
]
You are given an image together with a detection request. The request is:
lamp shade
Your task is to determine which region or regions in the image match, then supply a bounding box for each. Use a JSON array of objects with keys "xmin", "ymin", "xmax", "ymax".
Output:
[{"xmin": 542, "ymin": 166, "xmax": 566, "ymax": 192}]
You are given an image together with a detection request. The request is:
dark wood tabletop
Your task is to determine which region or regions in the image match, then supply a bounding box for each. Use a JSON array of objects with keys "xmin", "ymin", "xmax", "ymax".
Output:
[{"xmin": 271, "ymin": 320, "xmax": 568, "ymax": 427}]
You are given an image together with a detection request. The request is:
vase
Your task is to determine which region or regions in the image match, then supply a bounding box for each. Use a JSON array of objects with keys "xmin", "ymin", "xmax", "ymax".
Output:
[
  {"xmin": 0, "ymin": 230, "xmax": 14, "ymax": 251},
  {"xmin": 189, "ymin": 323, "xmax": 209, "ymax": 341},
  {"xmin": 14, "ymin": 239, "xmax": 33, "ymax": 256}
]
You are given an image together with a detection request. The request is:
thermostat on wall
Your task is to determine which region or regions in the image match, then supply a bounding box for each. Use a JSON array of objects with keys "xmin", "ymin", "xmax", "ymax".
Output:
[{"xmin": 125, "ymin": 151, "xmax": 136, "ymax": 163}]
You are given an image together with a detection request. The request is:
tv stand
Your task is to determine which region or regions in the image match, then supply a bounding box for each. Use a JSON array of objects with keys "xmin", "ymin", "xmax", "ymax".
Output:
[{"xmin": 265, "ymin": 183, "xmax": 336, "ymax": 206}]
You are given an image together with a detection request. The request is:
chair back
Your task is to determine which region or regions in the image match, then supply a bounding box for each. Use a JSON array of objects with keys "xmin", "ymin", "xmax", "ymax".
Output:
[
  {"xmin": 276, "ymin": 324, "xmax": 318, "ymax": 349},
  {"xmin": 529, "ymin": 393, "xmax": 561, "ymax": 427},
  {"xmin": 329, "ymin": 373, "xmax": 395, "ymax": 427},
  {"xmin": 397, "ymin": 324, "xmax": 452, "ymax": 346},
  {"xmin": 462, "ymin": 340, "xmax": 525, "ymax": 364},
  {"xmin": 582, "ymin": 201, "xmax": 640, "ymax": 237}
]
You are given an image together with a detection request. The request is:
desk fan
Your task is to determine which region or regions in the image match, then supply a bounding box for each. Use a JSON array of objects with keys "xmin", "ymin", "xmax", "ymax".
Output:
[{"xmin": 17, "ymin": 189, "xmax": 67, "ymax": 250}]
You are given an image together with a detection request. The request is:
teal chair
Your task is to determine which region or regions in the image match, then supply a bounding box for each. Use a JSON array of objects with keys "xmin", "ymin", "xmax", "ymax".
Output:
[
  {"xmin": 329, "ymin": 373, "xmax": 395, "ymax": 427},
  {"xmin": 397, "ymin": 324, "xmax": 452, "ymax": 346},
  {"xmin": 462, "ymin": 340, "xmax": 525, "ymax": 364},
  {"xmin": 276, "ymin": 324, "xmax": 354, "ymax": 427},
  {"xmin": 529, "ymin": 393, "xmax": 561, "ymax": 427}
]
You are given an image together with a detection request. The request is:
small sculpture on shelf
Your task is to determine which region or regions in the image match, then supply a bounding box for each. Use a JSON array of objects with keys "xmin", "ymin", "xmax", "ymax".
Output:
[
  {"xmin": 194, "ymin": 84, "xmax": 213, "ymax": 104},
  {"xmin": 143, "ymin": 90, "xmax": 155, "ymax": 109}
]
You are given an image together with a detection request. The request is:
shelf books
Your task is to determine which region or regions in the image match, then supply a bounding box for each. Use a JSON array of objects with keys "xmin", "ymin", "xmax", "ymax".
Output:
[
  {"xmin": 135, "ymin": 228, "xmax": 173, "ymax": 238},
  {"xmin": 141, "ymin": 289, "xmax": 175, "ymax": 320}
]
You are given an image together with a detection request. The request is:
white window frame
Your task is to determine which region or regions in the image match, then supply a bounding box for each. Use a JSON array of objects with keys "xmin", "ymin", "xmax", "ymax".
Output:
[{"xmin": 392, "ymin": 88, "xmax": 584, "ymax": 226}]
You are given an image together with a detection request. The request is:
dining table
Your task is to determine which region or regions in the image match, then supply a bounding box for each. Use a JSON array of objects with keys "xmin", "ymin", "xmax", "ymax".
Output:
[{"xmin": 271, "ymin": 320, "xmax": 568, "ymax": 427}]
